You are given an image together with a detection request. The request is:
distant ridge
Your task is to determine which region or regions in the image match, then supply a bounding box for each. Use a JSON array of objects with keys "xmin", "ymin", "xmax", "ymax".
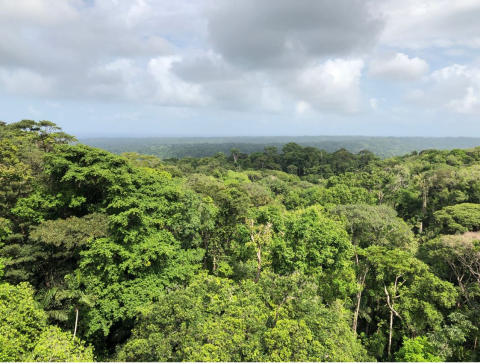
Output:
[{"xmin": 80, "ymin": 136, "xmax": 480, "ymax": 159}]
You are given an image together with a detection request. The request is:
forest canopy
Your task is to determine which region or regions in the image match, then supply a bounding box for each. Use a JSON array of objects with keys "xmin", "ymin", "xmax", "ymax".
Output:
[{"xmin": 2, "ymin": 120, "xmax": 480, "ymax": 361}]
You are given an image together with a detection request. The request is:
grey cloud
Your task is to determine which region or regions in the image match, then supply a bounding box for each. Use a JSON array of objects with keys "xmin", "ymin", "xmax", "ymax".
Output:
[
  {"xmin": 0, "ymin": 0, "xmax": 190, "ymax": 100},
  {"xmin": 0, "ymin": 20, "xmax": 172, "ymax": 73},
  {"xmin": 171, "ymin": 52, "xmax": 365, "ymax": 114},
  {"xmin": 171, "ymin": 52, "xmax": 240, "ymax": 83},
  {"xmin": 170, "ymin": 51, "xmax": 291, "ymax": 112},
  {"xmin": 6, "ymin": 0, "xmax": 474, "ymax": 119},
  {"xmin": 0, "ymin": 0, "xmax": 379, "ymax": 114},
  {"xmin": 206, "ymin": 0, "xmax": 383, "ymax": 69}
]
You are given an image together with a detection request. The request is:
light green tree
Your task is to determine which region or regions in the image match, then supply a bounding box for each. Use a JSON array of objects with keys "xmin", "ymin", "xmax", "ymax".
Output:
[
  {"xmin": 25, "ymin": 326, "xmax": 94, "ymax": 362},
  {"xmin": 0, "ymin": 282, "xmax": 46, "ymax": 361}
]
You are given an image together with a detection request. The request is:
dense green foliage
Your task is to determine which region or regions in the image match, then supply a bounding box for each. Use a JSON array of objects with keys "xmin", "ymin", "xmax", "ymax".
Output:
[
  {"xmin": 0, "ymin": 282, "xmax": 92, "ymax": 362},
  {"xmin": 2, "ymin": 120, "xmax": 480, "ymax": 361}
]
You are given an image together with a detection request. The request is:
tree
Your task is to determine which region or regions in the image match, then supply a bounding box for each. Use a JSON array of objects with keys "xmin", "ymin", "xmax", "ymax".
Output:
[
  {"xmin": 395, "ymin": 336, "xmax": 442, "ymax": 362},
  {"xmin": 25, "ymin": 326, "xmax": 94, "ymax": 362},
  {"xmin": 246, "ymin": 217, "xmax": 272, "ymax": 283},
  {"xmin": 282, "ymin": 143, "xmax": 305, "ymax": 176},
  {"xmin": 333, "ymin": 204, "xmax": 416, "ymax": 335},
  {"xmin": 433, "ymin": 203, "xmax": 480, "ymax": 234},
  {"xmin": 38, "ymin": 144, "xmax": 204, "ymax": 347},
  {"xmin": 428, "ymin": 313, "xmax": 477, "ymax": 361},
  {"xmin": 0, "ymin": 282, "xmax": 47, "ymax": 361},
  {"xmin": 117, "ymin": 273, "xmax": 368, "ymax": 362},
  {"xmin": 230, "ymin": 148, "xmax": 240, "ymax": 164},
  {"xmin": 7, "ymin": 120, "xmax": 77, "ymax": 152},
  {"xmin": 421, "ymin": 232, "xmax": 480, "ymax": 302},
  {"xmin": 28, "ymin": 213, "xmax": 109, "ymax": 288},
  {"xmin": 57, "ymin": 272, "xmax": 96, "ymax": 340},
  {"xmin": 271, "ymin": 206, "xmax": 355, "ymax": 301},
  {"xmin": 365, "ymin": 246, "xmax": 456, "ymax": 359}
]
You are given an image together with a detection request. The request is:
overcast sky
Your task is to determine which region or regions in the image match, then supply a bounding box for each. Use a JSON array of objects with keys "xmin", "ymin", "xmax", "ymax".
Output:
[{"xmin": 1, "ymin": 0, "xmax": 480, "ymax": 137}]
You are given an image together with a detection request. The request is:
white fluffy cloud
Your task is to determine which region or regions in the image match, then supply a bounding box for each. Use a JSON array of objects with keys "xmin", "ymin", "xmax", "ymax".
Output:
[
  {"xmin": 172, "ymin": 48, "xmax": 366, "ymax": 113},
  {"xmin": 369, "ymin": 53, "xmax": 429, "ymax": 81},
  {"xmin": 295, "ymin": 101, "xmax": 311, "ymax": 115},
  {"xmin": 430, "ymin": 65, "xmax": 480, "ymax": 114},
  {"xmin": 148, "ymin": 56, "xmax": 207, "ymax": 106},
  {"xmin": 373, "ymin": 0, "xmax": 480, "ymax": 49},
  {"xmin": 408, "ymin": 64, "xmax": 480, "ymax": 114},
  {"xmin": 290, "ymin": 59, "xmax": 365, "ymax": 113}
]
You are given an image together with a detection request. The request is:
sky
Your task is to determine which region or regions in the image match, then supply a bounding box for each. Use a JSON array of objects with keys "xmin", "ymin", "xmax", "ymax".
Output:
[{"xmin": 1, "ymin": 0, "xmax": 480, "ymax": 138}]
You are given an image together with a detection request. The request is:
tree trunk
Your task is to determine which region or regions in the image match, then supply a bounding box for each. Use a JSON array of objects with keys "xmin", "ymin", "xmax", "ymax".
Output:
[
  {"xmin": 273, "ymin": 296, "xmax": 289, "ymax": 327},
  {"xmin": 353, "ymin": 290, "xmax": 363, "ymax": 334},
  {"xmin": 255, "ymin": 247, "xmax": 262, "ymax": 283},
  {"xmin": 388, "ymin": 309, "xmax": 393, "ymax": 358},
  {"xmin": 422, "ymin": 189, "xmax": 427, "ymax": 212},
  {"xmin": 353, "ymin": 267, "xmax": 368, "ymax": 334},
  {"xmin": 202, "ymin": 235, "xmax": 210, "ymax": 270},
  {"xmin": 420, "ymin": 182, "xmax": 428, "ymax": 233},
  {"xmin": 73, "ymin": 308, "xmax": 79, "ymax": 341},
  {"xmin": 378, "ymin": 190, "xmax": 384, "ymax": 204},
  {"xmin": 384, "ymin": 278, "xmax": 401, "ymax": 359}
]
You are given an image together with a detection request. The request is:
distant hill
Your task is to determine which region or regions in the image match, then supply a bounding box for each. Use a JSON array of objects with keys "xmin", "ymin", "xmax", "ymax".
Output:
[{"xmin": 80, "ymin": 136, "xmax": 480, "ymax": 159}]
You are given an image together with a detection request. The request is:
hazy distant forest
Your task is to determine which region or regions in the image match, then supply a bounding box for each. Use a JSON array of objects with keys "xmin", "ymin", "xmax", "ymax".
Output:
[
  {"xmin": 82, "ymin": 135, "xmax": 480, "ymax": 160},
  {"xmin": 4, "ymin": 120, "xmax": 480, "ymax": 362}
]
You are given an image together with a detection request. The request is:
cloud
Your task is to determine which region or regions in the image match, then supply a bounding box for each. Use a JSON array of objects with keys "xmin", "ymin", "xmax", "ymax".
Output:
[
  {"xmin": 0, "ymin": 1, "xmax": 392, "ymax": 116},
  {"xmin": 373, "ymin": 0, "xmax": 480, "ymax": 49},
  {"xmin": 86, "ymin": 59, "xmax": 139, "ymax": 99},
  {"xmin": 295, "ymin": 101, "xmax": 312, "ymax": 115},
  {"xmin": 2, "ymin": 0, "xmax": 480, "ymax": 132},
  {"xmin": 260, "ymin": 86, "xmax": 284, "ymax": 113},
  {"xmin": 407, "ymin": 64, "xmax": 480, "ymax": 114},
  {"xmin": 206, "ymin": 0, "xmax": 382, "ymax": 69},
  {"xmin": 0, "ymin": 0, "xmax": 185, "ymax": 103},
  {"xmin": 148, "ymin": 56, "xmax": 207, "ymax": 106},
  {"xmin": 369, "ymin": 53, "xmax": 429, "ymax": 81},
  {"xmin": 444, "ymin": 49, "xmax": 467, "ymax": 57},
  {"xmin": 169, "ymin": 2, "xmax": 378, "ymax": 114},
  {"xmin": 430, "ymin": 65, "xmax": 480, "ymax": 114},
  {"xmin": 0, "ymin": 68, "xmax": 53, "ymax": 96},
  {"xmin": 405, "ymin": 89, "xmax": 425, "ymax": 103},
  {"xmin": 124, "ymin": 0, "xmax": 152, "ymax": 28},
  {"xmin": 0, "ymin": 0, "xmax": 79, "ymax": 27},
  {"xmin": 171, "ymin": 50, "xmax": 240, "ymax": 84},
  {"xmin": 288, "ymin": 59, "xmax": 365, "ymax": 113},
  {"xmin": 171, "ymin": 50, "xmax": 286, "ymax": 112},
  {"xmin": 0, "ymin": 1, "xmax": 174, "ymax": 73}
]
